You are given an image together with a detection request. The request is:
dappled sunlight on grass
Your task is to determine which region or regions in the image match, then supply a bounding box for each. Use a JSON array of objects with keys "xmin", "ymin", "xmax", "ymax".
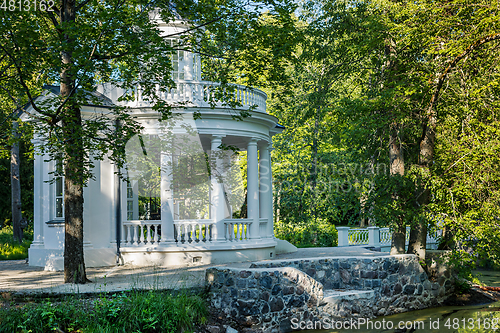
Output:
[{"xmin": 0, "ymin": 226, "xmax": 32, "ymax": 260}]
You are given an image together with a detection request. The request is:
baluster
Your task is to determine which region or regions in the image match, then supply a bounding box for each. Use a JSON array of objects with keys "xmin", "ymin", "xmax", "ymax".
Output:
[
  {"xmin": 146, "ymin": 224, "xmax": 152, "ymax": 244},
  {"xmin": 126, "ymin": 225, "xmax": 132, "ymax": 245},
  {"xmin": 225, "ymin": 223, "xmax": 229, "ymax": 241},
  {"xmin": 133, "ymin": 225, "xmax": 139, "ymax": 245},
  {"xmin": 211, "ymin": 223, "xmax": 216, "ymax": 241},
  {"xmin": 174, "ymin": 224, "xmax": 179, "ymax": 243},
  {"xmin": 236, "ymin": 223, "xmax": 241, "ymax": 241},
  {"xmin": 139, "ymin": 225, "xmax": 145, "ymax": 244},
  {"xmin": 153, "ymin": 224, "xmax": 158, "ymax": 244}
]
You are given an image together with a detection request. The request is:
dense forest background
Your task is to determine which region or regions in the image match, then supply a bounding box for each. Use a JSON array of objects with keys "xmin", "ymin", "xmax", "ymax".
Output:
[{"xmin": 1, "ymin": 0, "xmax": 499, "ymax": 276}]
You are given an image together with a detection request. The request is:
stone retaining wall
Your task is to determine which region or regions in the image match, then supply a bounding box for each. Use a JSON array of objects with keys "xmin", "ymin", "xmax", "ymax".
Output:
[
  {"xmin": 206, "ymin": 267, "xmax": 323, "ymax": 331},
  {"xmin": 206, "ymin": 254, "xmax": 455, "ymax": 332}
]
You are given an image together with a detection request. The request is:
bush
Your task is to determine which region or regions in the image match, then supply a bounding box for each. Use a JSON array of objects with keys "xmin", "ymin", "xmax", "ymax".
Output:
[
  {"xmin": 0, "ymin": 226, "xmax": 32, "ymax": 260},
  {"xmin": 275, "ymin": 219, "xmax": 338, "ymax": 248},
  {"xmin": 0, "ymin": 291, "xmax": 208, "ymax": 333}
]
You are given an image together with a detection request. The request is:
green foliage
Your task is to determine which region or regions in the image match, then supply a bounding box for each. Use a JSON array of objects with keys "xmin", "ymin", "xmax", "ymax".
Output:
[
  {"xmin": 0, "ymin": 124, "xmax": 34, "ymax": 227},
  {"xmin": 0, "ymin": 226, "xmax": 32, "ymax": 260},
  {"xmin": 0, "ymin": 291, "xmax": 208, "ymax": 333},
  {"xmin": 275, "ymin": 219, "xmax": 338, "ymax": 248},
  {"xmin": 271, "ymin": 0, "xmax": 500, "ymax": 268}
]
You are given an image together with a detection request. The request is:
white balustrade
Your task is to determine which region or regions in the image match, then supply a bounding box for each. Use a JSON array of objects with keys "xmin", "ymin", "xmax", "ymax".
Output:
[
  {"xmin": 379, "ymin": 227, "xmax": 392, "ymax": 246},
  {"xmin": 174, "ymin": 220, "xmax": 215, "ymax": 244},
  {"xmin": 224, "ymin": 219, "xmax": 252, "ymax": 242},
  {"xmin": 348, "ymin": 228, "xmax": 369, "ymax": 245},
  {"xmin": 121, "ymin": 218, "xmax": 266, "ymax": 247},
  {"xmin": 337, "ymin": 226, "xmax": 441, "ymax": 249},
  {"xmin": 121, "ymin": 81, "xmax": 267, "ymax": 113},
  {"xmin": 122, "ymin": 220, "xmax": 161, "ymax": 246}
]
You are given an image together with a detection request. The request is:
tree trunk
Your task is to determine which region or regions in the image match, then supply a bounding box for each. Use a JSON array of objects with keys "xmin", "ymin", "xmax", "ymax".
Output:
[
  {"xmin": 390, "ymin": 223, "xmax": 406, "ymax": 255},
  {"xmin": 406, "ymin": 115, "xmax": 437, "ymax": 261},
  {"xmin": 61, "ymin": 0, "xmax": 88, "ymax": 284},
  {"xmin": 63, "ymin": 149, "xmax": 87, "ymax": 283},
  {"xmin": 389, "ymin": 124, "xmax": 406, "ymax": 254},
  {"xmin": 407, "ymin": 220, "xmax": 427, "ymax": 259},
  {"xmin": 11, "ymin": 121, "xmax": 22, "ymax": 243}
]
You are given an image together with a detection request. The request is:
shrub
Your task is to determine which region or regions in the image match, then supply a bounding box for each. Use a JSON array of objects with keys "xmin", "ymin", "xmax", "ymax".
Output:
[{"xmin": 275, "ymin": 219, "xmax": 338, "ymax": 248}]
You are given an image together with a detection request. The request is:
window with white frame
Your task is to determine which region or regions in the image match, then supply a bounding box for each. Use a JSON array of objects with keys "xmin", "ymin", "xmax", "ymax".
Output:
[
  {"xmin": 54, "ymin": 159, "xmax": 64, "ymax": 218},
  {"xmin": 166, "ymin": 39, "xmax": 185, "ymax": 80},
  {"xmin": 126, "ymin": 180, "xmax": 134, "ymax": 220}
]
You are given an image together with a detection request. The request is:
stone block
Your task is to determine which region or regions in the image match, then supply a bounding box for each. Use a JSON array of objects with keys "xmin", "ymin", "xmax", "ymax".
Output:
[
  {"xmin": 236, "ymin": 278, "xmax": 247, "ymax": 288},
  {"xmin": 271, "ymin": 284, "xmax": 282, "ymax": 295},
  {"xmin": 283, "ymin": 286, "xmax": 294, "ymax": 295},
  {"xmin": 394, "ymin": 283, "xmax": 402, "ymax": 294},
  {"xmin": 270, "ymin": 297, "xmax": 285, "ymax": 312},
  {"xmin": 403, "ymin": 284, "xmax": 416, "ymax": 295},
  {"xmin": 240, "ymin": 270, "xmax": 252, "ymax": 278}
]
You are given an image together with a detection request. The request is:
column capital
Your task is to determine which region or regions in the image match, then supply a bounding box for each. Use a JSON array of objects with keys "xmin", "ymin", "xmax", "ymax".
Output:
[
  {"xmin": 211, "ymin": 135, "xmax": 224, "ymax": 141},
  {"xmin": 258, "ymin": 141, "xmax": 272, "ymax": 150},
  {"xmin": 248, "ymin": 138, "xmax": 258, "ymax": 146}
]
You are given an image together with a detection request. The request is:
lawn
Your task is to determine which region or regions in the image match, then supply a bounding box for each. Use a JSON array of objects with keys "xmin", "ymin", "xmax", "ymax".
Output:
[{"xmin": 0, "ymin": 226, "xmax": 32, "ymax": 260}]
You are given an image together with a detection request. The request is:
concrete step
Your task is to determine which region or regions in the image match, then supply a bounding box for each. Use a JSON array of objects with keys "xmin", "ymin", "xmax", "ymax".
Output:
[{"xmin": 321, "ymin": 289, "xmax": 375, "ymax": 305}]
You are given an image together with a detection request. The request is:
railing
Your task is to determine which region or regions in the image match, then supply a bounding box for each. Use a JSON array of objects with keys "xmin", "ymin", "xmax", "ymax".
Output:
[
  {"xmin": 337, "ymin": 226, "xmax": 441, "ymax": 249},
  {"xmin": 224, "ymin": 219, "xmax": 252, "ymax": 241},
  {"xmin": 379, "ymin": 227, "xmax": 392, "ymax": 246},
  {"xmin": 174, "ymin": 220, "xmax": 215, "ymax": 244},
  {"xmin": 122, "ymin": 220, "xmax": 161, "ymax": 246},
  {"xmin": 348, "ymin": 228, "xmax": 369, "ymax": 245},
  {"xmin": 121, "ymin": 218, "xmax": 266, "ymax": 246},
  {"xmin": 111, "ymin": 81, "xmax": 267, "ymax": 113}
]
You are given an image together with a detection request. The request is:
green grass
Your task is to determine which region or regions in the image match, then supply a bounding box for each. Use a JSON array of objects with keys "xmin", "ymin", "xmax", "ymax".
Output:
[
  {"xmin": 0, "ymin": 226, "xmax": 32, "ymax": 260},
  {"xmin": 0, "ymin": 290, "xmax": 208, "ymax": 333}
]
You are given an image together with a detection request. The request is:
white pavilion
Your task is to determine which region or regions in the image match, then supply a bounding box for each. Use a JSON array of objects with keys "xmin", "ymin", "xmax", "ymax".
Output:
[{"xmin": 26, "ymin": 18, "xmax": 293, "ymax": 271}]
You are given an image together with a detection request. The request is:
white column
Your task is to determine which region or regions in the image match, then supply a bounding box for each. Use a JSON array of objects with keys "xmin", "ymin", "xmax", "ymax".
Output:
[
  {"xmin": 31, "ymin": 139, "xmax": 44, "ymax": 247},
  {"xmin": 268, "ymin": 145, "xmax": 274, "ymax": 237},
  {"xmin": 160, "ymin": 152, "xmax": 175, "ymax": 244},
  {"xmin": 259, "ymin": 143, "xmax": 272, "ymax": 238},
  {"xmin": 247, "ymin": 138, "xmax": 260, "ymax": 240},
  {"xmin": 210, "ymin": 135, "xmax": 226, "ymax": 241}
]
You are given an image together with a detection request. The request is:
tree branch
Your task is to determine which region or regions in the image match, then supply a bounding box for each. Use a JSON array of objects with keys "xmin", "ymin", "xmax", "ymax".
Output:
[
  {"xmin": 75, "ymin": 0, "xmax": 93, "ymax": 11},
  {"xmin": 426, "ymin": 33, "xmax": 500, "ymax": 120},
  {"xmin": 0, "ymin": 41, "xmax": 48, "ymax": 118}
]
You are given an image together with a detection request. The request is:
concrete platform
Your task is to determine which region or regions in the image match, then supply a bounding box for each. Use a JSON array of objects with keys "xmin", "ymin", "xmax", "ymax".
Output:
[{"xmin": 0, "ymin": 246, "xmax": 383, "ymax": 295}]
